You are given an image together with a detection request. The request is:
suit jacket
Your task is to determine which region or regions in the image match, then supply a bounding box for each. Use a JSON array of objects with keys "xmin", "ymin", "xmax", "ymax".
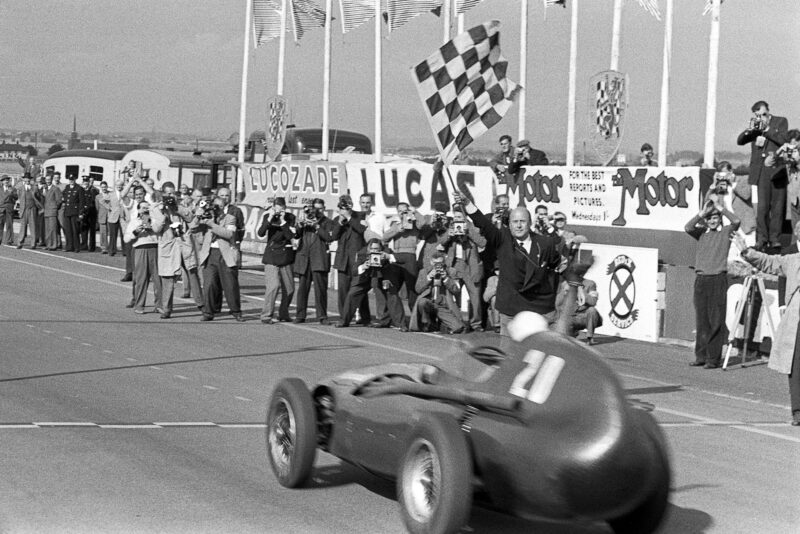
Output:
[
  {"xmin": 0, "ymin": 184, "xmax": 17, "ymax": 213},
  {"xmin": 469, "ymin": 208, "xmax": 561, "ymax": 316},
  {"xmin": 43, "ymin": 185, "xmax": 62, "ymax": 217},
  {"xmin": 108, "ymin": 190, "xmax": 125, "ymax": 224},
  {"xmin": 444, "ymin": 221, "xmax": 486, "ymax": 285},
  {"xmin": 151, "ymin": 205, "xmax": 198, "ymax": 276},
  {"xmin": 16, "ymin": 184, "xmax": 43, "ymax": 216},
  {"xmin": 62, "ymin": 183, "xmax": 86, "ymax": 217},
  {"xmin": 193, "ymin": 211, "xmax": 240, "ymax": 268},
  {"xmin": 95, "ymin": 192, "xmax": 111, "ymax": 223},
  {"xmin": 294, "ymin": 216, "xmax": 335, "ymax": 274},
  {"xmin": 507, "ymin": 149, "xmax": 549, "ymax": 175},
  {"xmin": 257, "ymin": 211, "xmax": 297, "ymax": 266},
  {"xmin": 737, "ymin": 115, "xmax": 789, "ymax": 186},
  {"xmin": 332, "ymin": 211, "xmax": 367, "ymax": 273},
  {"xmin": 83, "ymin": 186, "xmax": 99, "ymax": 217}
]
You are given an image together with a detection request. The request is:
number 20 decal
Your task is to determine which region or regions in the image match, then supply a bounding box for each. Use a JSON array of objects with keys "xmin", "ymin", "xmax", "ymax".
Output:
[{"xmin": 509, "ymin": 350, "xmax": 565, "ymax": 404}]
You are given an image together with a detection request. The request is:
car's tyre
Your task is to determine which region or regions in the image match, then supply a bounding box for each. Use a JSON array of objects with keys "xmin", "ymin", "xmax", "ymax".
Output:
[
  {"xmin": 608, "ymin": 411, "xmax": 671, "ymax": 534},
  {"xmin": 397, "ymin": 414, "xmax": 472, "ymax": 534},
  {"xmin": 266, "ymin": 378, "xmax": 318, "ymax": 488}
]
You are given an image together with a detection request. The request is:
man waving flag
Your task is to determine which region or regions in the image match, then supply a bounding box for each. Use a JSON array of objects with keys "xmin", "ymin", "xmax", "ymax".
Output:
[{"xmin": 411, "ymin": 20, "xmax": 521, "ymax": 164}]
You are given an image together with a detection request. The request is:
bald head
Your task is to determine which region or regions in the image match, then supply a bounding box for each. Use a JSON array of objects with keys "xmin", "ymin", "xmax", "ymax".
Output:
[{"xmin": 509, "ymin": 207, "xmax": 532, "ymax": 239}]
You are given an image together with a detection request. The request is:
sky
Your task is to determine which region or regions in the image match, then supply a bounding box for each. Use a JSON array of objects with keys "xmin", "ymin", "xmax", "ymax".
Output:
[{"xmin": 2, "ymin": 0, "xmax": 799, "ymax": 156}]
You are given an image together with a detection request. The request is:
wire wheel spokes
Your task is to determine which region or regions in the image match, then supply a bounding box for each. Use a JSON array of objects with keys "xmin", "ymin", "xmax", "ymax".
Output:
[
  {"xmin": 269, "ymin": 398, "xmax": 296, "ymax": 476},
  {"xmin": 404, "ymin": 440, "xmax": 440, "ymax": 522}
]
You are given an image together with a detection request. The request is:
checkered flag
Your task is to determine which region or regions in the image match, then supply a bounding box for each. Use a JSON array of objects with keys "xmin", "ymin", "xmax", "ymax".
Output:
[{"xmin": 411, "ymin": 20, "xmax": 521, "ymax": 164}]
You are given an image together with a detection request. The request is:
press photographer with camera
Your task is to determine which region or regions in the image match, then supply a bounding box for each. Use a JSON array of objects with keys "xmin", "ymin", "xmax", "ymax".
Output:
[
  {"xmin": 506, "ymin": 139, "xmax": 549, "ymax": 176},
  {"xmin": 409, "ymin": 251, "xmax": 465, "ymax": 334},
  {"xmin": 766, "ymin": 129, "xmax": 800, "ymax": 237},
  {"xmin": 453, "ymin": 191, "xmax": 562, "ymax": 333},
  {"xmin": 532, "ymin": 204, "xmax": 557, "ymax": 238},
  {"xmin": 383, "ymin": 202, "xmax": 423, "ymax": 310},
  {"xmin": 490, "ymin": 134, "xmax": 514, "ymax": 181},
  {"xmin": 150, "ymin": 182, "xmax": 202, "ymax": 319},
  {"xmin": 441, "ymin": 206, "xmax": 486, "ymax": 331},
  {"xmin": 640, "ymin": 143, "xmax": 656, "ymax": 167},
  {"xmin": 684, "ymin": 198, "xmax": 740, "ymax": 369},
  {"xmin": 332, "ymin": 194, "xmax": 371, "ymax": 325},
  {"xmin": 419, "ymin": 197, "xmax": 453, "ymax": 269},
  {"xmin": 334, "ymin": 239, "xmax": 406, "ymax": 330},
  {"xmin": 257, "ymin": 197, "xmax": 297, "ymax": 324},
  {"xmin": 123, "ymin": 197, "xmax": 163, "ymax": 314},
  {"xmin": 192, "ymin": 188, "xmax": 244, "ymax": 322},
  {"xmin": 293, "ymin": 198, "xmax": 336, "ymax": 324},
  {"xmin": 737, "ymin": 100, "xmax": 789, "ymax": 251}
]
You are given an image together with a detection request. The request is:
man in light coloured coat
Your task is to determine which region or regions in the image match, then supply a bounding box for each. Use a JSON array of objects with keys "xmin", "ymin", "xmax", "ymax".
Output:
[
  {"xmin": 43, "ymin": 174, "xmax": 62, "ymax": 250},
  {"xmin": 734, "ymin": 227, "xmax": 800, "ymax": 426}
]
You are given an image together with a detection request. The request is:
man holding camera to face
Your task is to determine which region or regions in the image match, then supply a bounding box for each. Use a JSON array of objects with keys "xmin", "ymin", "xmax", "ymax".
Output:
[
  {"xmin": 294, "ymin": 198, "xmax": 336, "ymax": 324},
  {"xmin": 257, "ymin": 197, "xmax": 297, "ymax": 324},
  {"xmin": 334, "ymin": 239, "xmax": 406, "ymax": 330},
  {"xmin": 442, "ymin": 207, "xmax": 486, "ymax": 331},
  {"xmin": 507, "ymin": 139, "xmax": 549, "ymax": 176},
  {"xmin": 383, "ymin": 202, "xmax": 423, "ymax": 311},
  {"xmin": 123, "ymin": 194, "xmax": 163, "ymax": 314},
  {"xmin": 150, "ymin": 181, "xmax": 202, "ymax": 318},
  {"xmin": 409, "ymin": 251, "xmax": 465, "ymax": 334},
  {"xmin": 332, "ymin": 194, "xmax": 371, "ymax": 325},
  {"xmin": 737, "ymin": 100, "xmax": 789, "ymax": 251}
]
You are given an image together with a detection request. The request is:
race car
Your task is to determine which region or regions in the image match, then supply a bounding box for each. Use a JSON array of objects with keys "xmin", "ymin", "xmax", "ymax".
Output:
[{"xmin": 265, "ymin": 326, "xmax": 671, "ymax": 534}]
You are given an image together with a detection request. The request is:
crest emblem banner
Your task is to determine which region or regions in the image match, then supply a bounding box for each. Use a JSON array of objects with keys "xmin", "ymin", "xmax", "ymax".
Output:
[
  {"xmin": 589, "ymin": 70, "xmax": 628, "ymax": 166},
  {"xmin": 265, "ymin": 95, "xmax": 289, "ymax": 160}
]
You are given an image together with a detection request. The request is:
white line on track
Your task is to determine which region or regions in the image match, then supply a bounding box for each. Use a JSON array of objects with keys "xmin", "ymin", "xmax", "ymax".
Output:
[
  {"xmin": 234, "ymin": 396, "xmax": 253, "ymax": 402},
  {"xmin": 655, "ymin": 406, "xmax": 800, "ymax": 444},
  {"xmin": 0, "ymin": 255, "xmax": 128, "ymax": 287}
]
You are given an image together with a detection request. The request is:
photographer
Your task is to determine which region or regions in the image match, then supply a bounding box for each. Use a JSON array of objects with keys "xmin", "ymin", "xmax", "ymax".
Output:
[
  {"xmin": 332, "ymin": 194, "xmax": 370, "ymax": 325},
  {"xmin": 150, "ymin": 182, "xmax": 202, "ymax": 319},
  {"xmin": 506, "ymin": 139, "xmax": 549, "ymax": 176},
  {"xmin": 490, "ymin": 134, "xmax": 514, "ymax": 182},
  {"xmin": 334, "ymin": 239, "xmax": 406, "ymax": 330},
  {"xmin": 383, "ymin": 202, "xmax": 423, "ymax": 310},
  {"xmin": 409, "ymin": 252, "xmax": 465, "ymax": 334},
  {"xmin": 442, "ymin": 207, "xmax": 486, "ymax": 331},
  {"xmin": 640, "ymin": 143, "xmax": 656, "ymax": 167},
  {"xmin": 737, "ymin": 100, "xmax": 789, "ymax": 251},
  {"xmin": 192, "ymin": 189, "xmax": 243, "ymax": 322},
  {"xmin": 257, "ymin": 197, "xmax": 297, "ymax": 324},
  {"xmin": 419, "ymin": 199, "xmax": 452, "ymax": 269},
  {"xmin": 453, "ymin": 191, "xmax": 561, "ymax": 333},
  {"xmin": 294, "ymin": 198, "xmax": 336, "ymax": 324},
  {"xmin": 767, "ymin": 130, "xmax": 800, "ymax": 237},
  {"xmin": 123, "ymin": 199, "xmax": 163, "ymax": 314},
  {"xmin": 684, "ymin": 199, "xmax": 740, "ymax": 369},
  {"xmin": 532, "ymin": 204, "xmax": 557, "ymax": 238}
]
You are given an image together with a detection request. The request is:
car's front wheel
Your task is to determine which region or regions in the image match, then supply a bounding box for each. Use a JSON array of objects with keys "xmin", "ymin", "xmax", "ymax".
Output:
[
  {"xmin": 266, "ymin": 378, "xmax": 317, "ymax": 488},
  {"xmin": 397, "ymin": 414, "xmax": 472, "ymax": 534}
]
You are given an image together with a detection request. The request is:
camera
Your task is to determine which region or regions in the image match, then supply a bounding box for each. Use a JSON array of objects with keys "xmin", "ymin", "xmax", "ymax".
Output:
[
  {"xmin": 169, "ymin": 220, "xmax": 185, "ymax": 237},
  {"xmin": 749, "ymin": 115, "xmax": 767, "ymax": 131},
  {"xmin": 713, "ymin": 173, "xmax": 730, "ymax": 195},
  {"xmin": 337, "ymin": 195, "xmax": 353, "ymax": 210},
  {"xmin": 401, "ymin": 212, "xmax": 416, "ymax": 230},
  {"xmin": 494, "ymin": 207, "xmax": 509, "ymax": 226},
  {"xmin": 431, "ymin": 213, "xmax": 448, "ymax": 231},
  {"xmin": 433, "ymin": 264, "xmax": 446, "ymax": 278},
  {"xmin": 303, "ymin": 204, "xmax": 319, "ymax": 223},
  {"xmin": 197, "ymin": 199, "xmax": 218, "ymax": 220},
  {"xmin": 535, "ymin": 215, "xmax": 549, "ymax": 233},
  {"xmin": 451, "ymin": 221, "xmax": 466, "ymax": 236},
  {"xmin": 367, "ymin": 252, "xmax": 384, "ymax": 268},
  {"xmin": 162, "ymin": 196, "xmax": 177, "ymax": 210}
]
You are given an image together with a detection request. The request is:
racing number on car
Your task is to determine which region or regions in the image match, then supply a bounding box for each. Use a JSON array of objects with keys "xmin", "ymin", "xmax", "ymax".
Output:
[{"xmin": 509, "ymin": 350, "xmax": 565, "ymax": 404}]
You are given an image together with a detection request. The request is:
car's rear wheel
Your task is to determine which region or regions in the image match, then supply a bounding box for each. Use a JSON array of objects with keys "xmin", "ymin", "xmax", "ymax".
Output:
[
  {"xmin": 266, "ymin": 378, "xmax": 317, "ymax": 488},
  {"xmin": 397, "ymin": 415, "xmax": 472, "ymax": 534},
  {"xmin": 608, "ymin": 411, "xmax": 671, "ymax": 534}
]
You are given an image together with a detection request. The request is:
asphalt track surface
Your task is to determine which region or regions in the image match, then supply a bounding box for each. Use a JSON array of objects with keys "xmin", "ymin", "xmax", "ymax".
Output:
[{"xmin": 1, "ymin": 246, "xmax": 798, "ymax": 534}]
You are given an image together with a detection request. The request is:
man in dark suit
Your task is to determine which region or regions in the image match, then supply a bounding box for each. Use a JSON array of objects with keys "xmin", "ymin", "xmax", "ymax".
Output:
[
  {"xmin": 332, "ymin": 194, "xmax": 370, "ymax": 325},
  {"xmin": 453, "ymin": 191, "xmax": 561, "ymax": 335},
  {"xmin": 490, "ymin": 134, "xmax": 514, "ymax": 181},
  {"xmin": 80, "ymin": 175, "xmax": 99, "ymax": 251},
  {"xmin": 737, "ymin": 100, "xmax": 789, "ymax": 250},
  {"xmin": 16, "ymin": 174, "xmax": 44, "ymax": 249},
  {"xmin": 43, "ymin": 174, "xmax": 63, "ymax": 250},
  {"xmin": 257, "ymin": 197, "xmax": 297, "ymax": 324},
  {"xmin": 62, "ymin": 174, "xmax": 86, "ymax": 253},
  {"xmin": 0, "ymin": 175, "xmax": 17, "ymax": 245},
  {"xmin": 293, "ymin": 198, "xmax": 336, "ymax": 324}
]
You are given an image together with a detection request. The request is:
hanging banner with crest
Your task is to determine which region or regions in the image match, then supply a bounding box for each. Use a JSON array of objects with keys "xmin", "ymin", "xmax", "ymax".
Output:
[
  {"xmin": 589, "ymin": 70, "xmax": 628, "ymax": 166},
  {"xmin": 265, "ymin": 95, "xmax": 290, "ymax": 161}
]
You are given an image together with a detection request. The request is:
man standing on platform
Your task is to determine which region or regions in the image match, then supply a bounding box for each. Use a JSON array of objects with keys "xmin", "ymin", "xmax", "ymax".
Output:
[
  {"xmin": 737, "ymin": 100, "xmax": 789, "ymax": 251},
  {"xmin": 684, "ymin": 200, "xmax": 740, "ymax": 369}
]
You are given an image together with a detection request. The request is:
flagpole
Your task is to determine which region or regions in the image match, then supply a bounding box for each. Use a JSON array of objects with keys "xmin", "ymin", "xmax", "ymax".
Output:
[
  {"xmin": 442, "ymin": 0, "xmax": 451, "ymax": 43},
  {"xmin": 322, "ymin": 0, "xmax": 332, "ymax": 159},
  {"xmin": 237, "ymin": 0, "xmax": 253, "ymax": 190},
  {"xmin": 457, "ymin": 13, "xmax": 464, "ymax": 34},
  {"xmin": 609, "ymin": 0, "xmax": 622, "ymax": 71},
  {"xmin": 277, "ymin": 0, "xmax": 287, "ymax": 95},
  {"xmin": 566, "ymin": 0, "xmax": 579, "ymax": 166},
  {"xmin": 518, "ymin": 0, "xmax": 528, "ymax": 142},
  {"xmin": 374, "ymin": 0, "xmax": 382, "ymax": 162},
  {"xmin": 657, "ymin": 0, "xmax": 673, "ymax": 167},
  {"xmin": 703, "ymin": 0, "xmax": 720, "ymax": 168}
]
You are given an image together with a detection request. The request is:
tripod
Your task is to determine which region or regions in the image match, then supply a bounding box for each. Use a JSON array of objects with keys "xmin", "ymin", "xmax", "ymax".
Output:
[{"xmin": 723, "ymin": 273, "xmax": 775, "ymax": 370}]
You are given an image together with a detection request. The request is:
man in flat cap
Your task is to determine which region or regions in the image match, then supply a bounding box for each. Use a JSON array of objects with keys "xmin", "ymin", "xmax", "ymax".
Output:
[{"xmin": 507, "ymin": 139, "xmax": 549, "ymax": 176}]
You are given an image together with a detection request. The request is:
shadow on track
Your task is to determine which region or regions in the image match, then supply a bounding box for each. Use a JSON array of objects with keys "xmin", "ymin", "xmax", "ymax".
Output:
[{"xmin": 0, "ymin": 344, "xmax": 362, "ymax": 383}]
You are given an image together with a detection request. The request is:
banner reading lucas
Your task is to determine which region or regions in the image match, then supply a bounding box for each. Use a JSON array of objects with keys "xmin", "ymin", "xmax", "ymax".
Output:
[{"xmin": 497, "ymin": 165, "xmax": 701, "ymax": 232}]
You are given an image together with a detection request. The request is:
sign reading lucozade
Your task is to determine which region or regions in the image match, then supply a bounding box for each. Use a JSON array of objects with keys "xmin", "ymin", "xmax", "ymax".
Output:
[
  {"xmin": 238, "ymin": 161, "xmax": 348, "ymax": 254},
  {"xmin": 580, "ymin": 244, "xmax": 659, "ymax": 342},
  {"xmin": 498, "ymin": 166, "xmax": 700, "ymax": 231},
  {"xmin": 346, "ymin": 162, "xmax": 496, "ymax": 213}
]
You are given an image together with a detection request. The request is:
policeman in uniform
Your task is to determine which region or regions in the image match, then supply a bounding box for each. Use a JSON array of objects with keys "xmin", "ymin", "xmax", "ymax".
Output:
[{"xmin": 62, "ymin": 174, "xmax": 86, "ymax": 253}]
